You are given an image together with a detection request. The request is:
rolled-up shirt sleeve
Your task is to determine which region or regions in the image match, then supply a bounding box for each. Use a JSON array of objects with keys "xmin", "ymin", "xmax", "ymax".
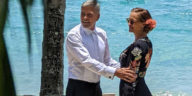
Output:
[{"xmin": 66, "ymin": 34, "xmax": 117, "ymax": 79}]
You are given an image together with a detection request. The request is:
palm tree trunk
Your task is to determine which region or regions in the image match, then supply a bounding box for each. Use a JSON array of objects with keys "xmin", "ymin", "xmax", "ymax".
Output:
[{"xmin": 40, "ymin": 0, "xmax": 65, "ymax": 96}]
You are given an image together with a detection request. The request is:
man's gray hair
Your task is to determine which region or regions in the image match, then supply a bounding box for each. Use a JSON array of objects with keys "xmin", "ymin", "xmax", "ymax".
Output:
[{"xmin": 81, "ymin": 0, "xmax": 100, "ymax": 12}]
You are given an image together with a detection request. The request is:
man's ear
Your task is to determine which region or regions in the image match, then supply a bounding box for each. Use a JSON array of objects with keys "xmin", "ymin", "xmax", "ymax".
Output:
[{"xmin": 96, "ymin": 13, "xmax": 100, "ymax": 21}]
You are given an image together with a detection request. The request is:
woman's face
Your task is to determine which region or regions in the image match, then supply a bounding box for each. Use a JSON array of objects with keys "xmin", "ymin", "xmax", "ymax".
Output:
[{"xmin": 128, "ymin": 12, "xmax": 145, "ymax": 33}]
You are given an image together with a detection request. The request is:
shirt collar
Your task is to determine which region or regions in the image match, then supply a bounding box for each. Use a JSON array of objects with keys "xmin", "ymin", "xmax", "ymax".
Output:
[{"xmin": 80, "ymin": 24, "xmax": 96, "ymax": 35}]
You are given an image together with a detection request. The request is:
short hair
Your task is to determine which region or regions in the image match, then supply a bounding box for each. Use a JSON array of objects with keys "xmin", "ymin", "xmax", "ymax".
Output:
[
  {"xmin": 131, "ymin": 8, "xmax": 153, "ymax": 33},
  {"xmin": 81, "ymin": 0, "xmax": 100, "ymax": 13}
]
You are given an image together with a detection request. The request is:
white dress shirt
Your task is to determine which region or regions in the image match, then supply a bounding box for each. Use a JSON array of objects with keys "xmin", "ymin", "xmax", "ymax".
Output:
[{"xmin": 66, "ymin": 24, "xmax": 120, "ymax": 83}]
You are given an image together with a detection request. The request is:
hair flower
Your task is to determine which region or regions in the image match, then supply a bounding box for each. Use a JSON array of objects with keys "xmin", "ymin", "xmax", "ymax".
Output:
[{"xmin": 145, "ymin": 19, "xmax": 156, "ymax": 29}]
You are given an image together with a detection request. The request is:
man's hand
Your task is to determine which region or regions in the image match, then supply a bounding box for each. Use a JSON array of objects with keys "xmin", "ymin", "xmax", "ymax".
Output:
[{"xmin": 114, "ymin": 67, "xmax": 137, "ymax": 83}]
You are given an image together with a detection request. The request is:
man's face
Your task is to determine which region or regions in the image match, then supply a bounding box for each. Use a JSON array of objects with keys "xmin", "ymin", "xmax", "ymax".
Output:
[{"xmin": 81, "ymin": 6, "xmax": 100, "ymax": 30}]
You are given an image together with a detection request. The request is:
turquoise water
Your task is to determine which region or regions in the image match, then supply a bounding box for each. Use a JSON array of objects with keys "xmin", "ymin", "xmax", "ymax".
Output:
[{"xmin": 4, "ymin": 0, "xmax": 192, "ymax": 96}]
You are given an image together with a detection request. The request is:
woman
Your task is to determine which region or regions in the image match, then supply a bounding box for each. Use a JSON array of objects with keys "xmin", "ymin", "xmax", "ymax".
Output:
[{"xmin": 119, "ymin": 8, "xmax": 156, "ymax": 96}]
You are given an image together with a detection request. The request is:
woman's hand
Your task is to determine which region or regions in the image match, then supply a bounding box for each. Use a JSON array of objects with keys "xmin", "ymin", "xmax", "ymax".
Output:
[{"xmin": 114, "ymin": 67, "xmax": 137, "ymax": 83}]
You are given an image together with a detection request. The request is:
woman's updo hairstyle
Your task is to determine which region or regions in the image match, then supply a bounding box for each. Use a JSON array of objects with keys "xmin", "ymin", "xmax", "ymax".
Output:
[{"xmin": 131, "ymin": 8, "xmax": 156, "ymax": 33}]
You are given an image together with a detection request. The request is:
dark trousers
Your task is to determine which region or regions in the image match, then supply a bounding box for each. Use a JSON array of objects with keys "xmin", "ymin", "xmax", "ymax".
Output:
[{"xmin": 66, "ymin": 79, "xmax": 102, "ymax": 96}]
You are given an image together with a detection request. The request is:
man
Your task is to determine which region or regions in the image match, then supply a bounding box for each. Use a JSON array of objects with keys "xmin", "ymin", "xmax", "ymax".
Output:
[{"xmin": 66, "ymin": 0, "xmax": 137, "ymax": 96}]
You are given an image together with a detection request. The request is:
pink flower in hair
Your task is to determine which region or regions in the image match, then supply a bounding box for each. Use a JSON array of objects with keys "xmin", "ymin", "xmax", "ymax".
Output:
[{"xmin": 145, "ymin": 19, "xmax": 156, "ymax": 29}]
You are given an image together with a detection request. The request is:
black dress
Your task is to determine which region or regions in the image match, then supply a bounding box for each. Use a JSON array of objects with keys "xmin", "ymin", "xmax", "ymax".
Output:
[{"xmin": 119, "ymin": 37, "xmax": 153, "ymax": 96}]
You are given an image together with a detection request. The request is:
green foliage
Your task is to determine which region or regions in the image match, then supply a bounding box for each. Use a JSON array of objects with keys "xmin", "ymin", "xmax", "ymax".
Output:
[
  {"xmin": 19, "ymin": 0, "xmax": 34, "ymax": 54},
  {"xmin": 0, "ymin": 0, "xmax": 34, "ymax": 95},
  {"xmin": 19, "ymin": 0, "xmax": 34, "ymax": 72},
  {"xmin": 0, "ymin": 0, "xmax": 16, "ymax": 95}
]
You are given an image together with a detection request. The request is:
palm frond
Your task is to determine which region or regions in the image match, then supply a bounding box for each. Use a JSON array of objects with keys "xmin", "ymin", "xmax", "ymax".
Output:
[
  {"xmin": 19, "ymin": 0, "xmax": 34, "ymax": 72},
  {"xmin": 0, "ymin": 0, "xmax": 16, "ymax": 95},
  {"xmin": 19, "ymin": 0, "xmax": 34, "ymax": 54}
]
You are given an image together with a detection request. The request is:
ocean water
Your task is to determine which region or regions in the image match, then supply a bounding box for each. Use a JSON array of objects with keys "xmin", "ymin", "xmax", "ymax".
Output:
[{"xmin": 4, "ymin": 0, "xmax": 192, "ymax": 96}]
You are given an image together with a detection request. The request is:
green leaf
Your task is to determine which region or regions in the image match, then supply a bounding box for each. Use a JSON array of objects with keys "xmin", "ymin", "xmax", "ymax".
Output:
[
  {"xmin": 19, "ymin": 0, "xmax": 34, "ymax": 54},
  {"xmin": 0, "ymin": 0, "xmax": 16, "ymax": 95},
  {"xmin": 19, "ymin": 0, "xmax": 34, "ymax": 72}
]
